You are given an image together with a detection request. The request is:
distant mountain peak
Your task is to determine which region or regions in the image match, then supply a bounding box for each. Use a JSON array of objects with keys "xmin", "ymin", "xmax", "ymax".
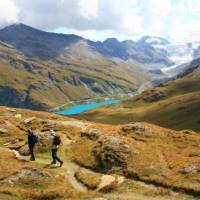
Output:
[
  {"xmin": 103, "ymin": 38, "xmax": 120, "ymax": 44},
  {"xmin": 139, "ymin": 35, "xmax": 170, "ymax": 45}
]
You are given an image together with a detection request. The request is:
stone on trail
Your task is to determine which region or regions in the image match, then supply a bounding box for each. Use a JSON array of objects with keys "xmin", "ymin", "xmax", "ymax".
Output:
[{"xmin": 22, "ymin": 117, "xmax": 36, "ymax": 125}]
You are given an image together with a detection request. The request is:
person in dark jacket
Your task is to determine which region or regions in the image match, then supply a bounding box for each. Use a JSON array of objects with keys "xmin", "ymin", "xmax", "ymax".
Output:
[
  {"xmin": 50, "ymin": 130, "xmax": 63, "ymax": 167},
  {"xmin": 28, "ymin": 129, "xmax": 39, "ymax": 161}
]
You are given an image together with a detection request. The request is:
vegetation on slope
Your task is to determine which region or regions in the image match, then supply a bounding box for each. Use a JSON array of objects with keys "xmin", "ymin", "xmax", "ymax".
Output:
[
  {"xmin": 0, "ymin": 40, "xmax": 149, "ymax": 110},
  {"xmin": 77, "ymin": 65, "xmax": 200, "ymax": 131},
  {"xmin": 0, "ymin": 106, "xmax": 199, "ymax": 200}
]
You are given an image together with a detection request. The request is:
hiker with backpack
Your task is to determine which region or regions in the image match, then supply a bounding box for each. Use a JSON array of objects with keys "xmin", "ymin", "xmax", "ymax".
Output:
[
  {"xmin": 50, "ymin": 130, "xmax": 63, "ymax": 167},
  {"xmin": 27, "ymin": 129, "xmax": 39, "ymax": 161}
]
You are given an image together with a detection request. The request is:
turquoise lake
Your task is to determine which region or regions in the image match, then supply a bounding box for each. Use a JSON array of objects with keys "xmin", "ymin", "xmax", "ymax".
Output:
[{"xmin": 56, "ymin": 99, "xmax": 120, "ymax": 115}]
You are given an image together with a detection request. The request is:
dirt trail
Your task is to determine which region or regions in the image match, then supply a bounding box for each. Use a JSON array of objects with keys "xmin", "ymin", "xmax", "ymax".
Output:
[
  {"xmin": 1, "ymin": 120, "xmax": 196, "ymax": 199},
  {"xmin": 11, "ymin": 148, "xmax": 88, "ymax": 193},
  {"xmin": 1, "ymin": 120, "xmax": 91, "ymax": 193}
]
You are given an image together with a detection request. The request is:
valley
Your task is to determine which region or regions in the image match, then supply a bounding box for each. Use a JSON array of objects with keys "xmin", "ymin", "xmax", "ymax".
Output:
[
  {"xmin": 77, "ymin": 64, "xmax": 200, "ymax": 131},
  {"xmin": 0, "ymin": 22, "xmax": 200, "ymax": 200}
]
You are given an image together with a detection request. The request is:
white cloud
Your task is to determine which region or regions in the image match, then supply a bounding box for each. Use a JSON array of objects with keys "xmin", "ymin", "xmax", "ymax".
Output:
[
  {"xmin": 0, "ymin": 0, "xmax": 199, "ymax": 42},
  {"xmin": 0, "ymin": 0, "xmax": 18, "ymax": 27},
  {"xmin": 78, "ymin": 0, "xmax": 99, "ymax": 19}
]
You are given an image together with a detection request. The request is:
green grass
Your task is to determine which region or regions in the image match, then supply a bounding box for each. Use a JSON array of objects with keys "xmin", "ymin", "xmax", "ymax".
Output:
[{"xmin": 77, "ymin": 67, "xmax": 200, "ymax": 131}]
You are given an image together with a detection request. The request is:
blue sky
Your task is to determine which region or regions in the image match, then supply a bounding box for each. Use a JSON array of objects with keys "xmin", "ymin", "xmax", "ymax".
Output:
[{"xmin": 0, "ymin": 0, "xmax": 200, "ymax": 43}]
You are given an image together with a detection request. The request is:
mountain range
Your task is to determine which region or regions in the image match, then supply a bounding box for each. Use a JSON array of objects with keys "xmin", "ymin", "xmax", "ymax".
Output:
[
  {"xmin": 0, "ymin": 23, "xmax": 200, "ymax": 111},
  {"xmin": 0, "ymin": 24, "xmax": 152, "ymax": 110},
  {"xmin": 0, "ymin": 23, "xmax": 200, "ymax": 200}
]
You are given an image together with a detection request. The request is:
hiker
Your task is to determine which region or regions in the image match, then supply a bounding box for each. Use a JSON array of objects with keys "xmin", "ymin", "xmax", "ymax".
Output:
[
  {"xmin": 50, "ymin": 130, "xmax": 63, "ymax": 167},
  {"xmin": 28, "ymin": 129, "xmax": 39, "ymax": 161}
]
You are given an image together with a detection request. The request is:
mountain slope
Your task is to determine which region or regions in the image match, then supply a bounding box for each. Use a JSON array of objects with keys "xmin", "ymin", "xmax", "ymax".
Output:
[
  {"xmin": 0, "ymin": 38, "xmax": 149, "ymax": 110},
  {"xmin": 89, "ymin": 37, "xmax": 173, "ymax": 66},
  {"xmin": 0, "ymin": 23, "xmax": 82, "ymax": 59},
  {"xmin": 77, "ymin": 64, "xmax": 200, "ymax": 131}
]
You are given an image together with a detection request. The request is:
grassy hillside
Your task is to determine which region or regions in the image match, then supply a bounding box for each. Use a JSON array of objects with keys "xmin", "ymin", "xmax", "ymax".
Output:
[
  {"xmin": 0, "ymin": 41, "xmax": 149, "ymax": 110},
  {"xmin": 77, "ymin": 65, "xmax": 200, "ymax": 131},
  {"xmin": 0, "ymin": 106, "xmax": 200, "ymax": 200}
]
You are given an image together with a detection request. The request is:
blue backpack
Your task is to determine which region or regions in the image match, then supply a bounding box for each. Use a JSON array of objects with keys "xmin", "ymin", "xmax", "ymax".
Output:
[{"xmin": 31, "ymin": 133, "xmax": 39, "ymax": 144}]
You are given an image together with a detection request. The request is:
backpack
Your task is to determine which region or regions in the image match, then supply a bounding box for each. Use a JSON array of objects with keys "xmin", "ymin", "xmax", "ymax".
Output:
[
  {"xmin": 31, "ymin": 133, "xmax": 39, "ymax": 144},
  {"xmin": 53, "ymin": 135, "xmax": 61, "ymax": 145}
]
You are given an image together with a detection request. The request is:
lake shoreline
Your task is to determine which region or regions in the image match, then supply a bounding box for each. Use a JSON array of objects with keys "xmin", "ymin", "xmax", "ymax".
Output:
[{"xmin": 55, "ymin": 99, "xmax": 120, "ymax": 115}]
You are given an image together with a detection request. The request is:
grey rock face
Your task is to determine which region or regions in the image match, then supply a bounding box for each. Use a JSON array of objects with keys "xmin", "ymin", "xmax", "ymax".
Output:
[{"xmin": 93, "ymin": 135, "xmax": 132, "ymax": 173}]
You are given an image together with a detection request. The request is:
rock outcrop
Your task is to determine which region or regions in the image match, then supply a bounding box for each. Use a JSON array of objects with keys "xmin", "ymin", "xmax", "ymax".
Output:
[
  {"xmin": 93, "ymin": 135, "xmax": 133, "ymax": 174},
  {"xmin": 121, "ymin": 122, "xmax": 152, "ymax": 133},
  {"xmin": 0, "ymin": 168, "xmax": 51, "ymax": 186},
  {"xmin": 81, "ymin": 128, "xmax": 104, "ymax": 140}
]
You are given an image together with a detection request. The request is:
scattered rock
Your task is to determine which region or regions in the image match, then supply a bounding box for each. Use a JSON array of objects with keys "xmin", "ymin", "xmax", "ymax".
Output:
[
  {"xmin": 18, "ymin": 144, "xmax": 30, "ymax": 156},
  {"xmin": 0, "ymin": 127, "xmax": 8, "ymax": 134},
  {"xmin": 22, "ymin": 117, "xmax": 36, "ymax": 125},
  {"xmin": 81, "ymin": 128, "xmax": 104, "ymax": 140},
  {"xmin": 9, "ymin": 109, "xmax": 16, "ymax": 113},
  {"xmin": 0, "ymin": 168, "xmax": 51, "ymax": 186},
  {"xmin": 121, "ymin": 122, "xmax": 152, "ymax": 134},
  {"xmin": 181, "ymin": 163, "xmax": 200, "ymax": 174},
  {"xmin": 181, "ymin": 130, "xmax": 197, "ymax": 135},
  {"xmin": 5, "ymin": 140, "xmax": 26, "ymax": 150},
  {"xmin": 93, "ymin": 198, "xmax": 107, "ymax": 200},
  {"xmin": 15, "ymin": 114, "xmax": 22, "ymax": 119},
  {"xmin": 93, "ymin": 135, "xmax": 132, "ymax": 173},
  {"xmin": 6, "ymin": 138, "xmax": 21, "ymax": 144}
]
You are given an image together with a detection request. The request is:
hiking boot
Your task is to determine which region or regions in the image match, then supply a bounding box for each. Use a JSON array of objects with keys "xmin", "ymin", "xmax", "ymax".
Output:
[
  {"xmin": 30, "ymin": 157, "xmax": 35, "ymax": 161},
  {"xmin": 51, "ymin": 161, "xmax": 56, "ymax": 165},
  {"xmin": 60, "ymin": 161, "xmax": 64, "ymax": 167}
]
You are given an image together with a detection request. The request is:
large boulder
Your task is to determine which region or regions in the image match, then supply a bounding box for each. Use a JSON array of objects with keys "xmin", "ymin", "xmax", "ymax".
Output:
[{"xmin": 93, "ymin": 135, "xmax": 133, "ymax": 174}]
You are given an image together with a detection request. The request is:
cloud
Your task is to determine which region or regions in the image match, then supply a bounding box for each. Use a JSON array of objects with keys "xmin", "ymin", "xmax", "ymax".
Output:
[
  {"xmin": 0, "ymin": 0, "xmax": 199, "ymax": 42},
  {"xmin": 0, "ymin": 0, "xmax": 18, "ymax": 27}
]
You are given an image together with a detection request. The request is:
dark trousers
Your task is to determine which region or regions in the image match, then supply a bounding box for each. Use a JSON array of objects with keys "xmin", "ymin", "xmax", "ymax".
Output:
[
  {"xmin": 51, "ymin": 148, "xmax": 62, "ymax": 163},
  {"xmin": 28, "ymin": 143, "xmax": 35, "ymax": 160}
]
